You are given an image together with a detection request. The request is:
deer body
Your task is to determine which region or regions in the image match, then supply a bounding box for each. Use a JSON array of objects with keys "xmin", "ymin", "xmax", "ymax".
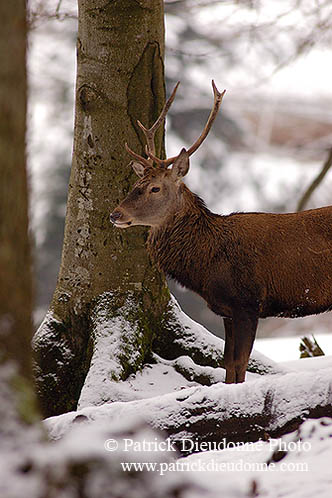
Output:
[
  {"xmin": 148, "ymin": 186, "xmax": 332, "ymax": 321},
  {"xmin": 111, "ymin": 81, "xmax": 332, "ymax": 383}
]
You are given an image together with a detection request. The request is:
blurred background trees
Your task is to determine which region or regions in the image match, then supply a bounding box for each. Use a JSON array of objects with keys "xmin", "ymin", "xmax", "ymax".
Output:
[
  {"xmin": 28, "ymin": 0, "xmax": 332, "ymax": 339},
  {"xmin": 0, "ymin": 0, "xmax": 33, "ymax": 379},
  {"xmin": 0, "ymin": 0, "xmax": 38, "ymax": 443}
]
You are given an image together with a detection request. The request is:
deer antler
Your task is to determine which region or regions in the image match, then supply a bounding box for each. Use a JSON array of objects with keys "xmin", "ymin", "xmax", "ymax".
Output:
[
  {"xmin": 125, "ymin": 143, "xmax": 151, "ymax": 169},
  {"xmin": 137, "ymin": 81, "xmax": 180, "ymax": 159},
  {"xmin": 148, "ymin": 81, "xmax": 226, "ymax": 168},
  {"xmin": 125, "ymin": 82, "xmax": 180, "ymax": 168}
]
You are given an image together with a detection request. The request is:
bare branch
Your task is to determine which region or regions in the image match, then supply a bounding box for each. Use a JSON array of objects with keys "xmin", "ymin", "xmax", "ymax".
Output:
[
  {"xmin": 55, "ymin": 0, "xmax": 63, "ymax": 17},
  {"xmin": 297, "ymin": 147, "xmax": 332, "ymax": 212}
]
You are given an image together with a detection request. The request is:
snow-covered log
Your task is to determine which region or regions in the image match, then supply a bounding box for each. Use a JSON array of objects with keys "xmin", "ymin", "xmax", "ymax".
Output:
[{"xmin": 47, "ymin": 366, "xmax": 332, "ymax": 453}]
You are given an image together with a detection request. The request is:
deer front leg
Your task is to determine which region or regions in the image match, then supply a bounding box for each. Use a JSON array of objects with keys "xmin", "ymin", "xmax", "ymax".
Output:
[{"xmin": 223, "ymin": 312, "xmax": 258, "ymax": 383}]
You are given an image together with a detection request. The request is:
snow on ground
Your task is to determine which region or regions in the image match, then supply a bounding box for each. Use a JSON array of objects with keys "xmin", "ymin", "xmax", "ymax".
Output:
[
  {"xmin": 0, "ymin": 416, "xmax": 194, "ymax": 498},
  {"xmin": 97, "ymin": 353, "xmax": 261, "ymax": 402},
  {"xmin": 183, "ymin": 417, "xmax": 332, "ymax": 498},
  {"xmin": 78, "ymin": 295, "xmax": 285, "ymax": 409},
  {"xmin": 36, "ymin": 299, "xmax": 331, "ymax": 497},
  {"xmin": 255, "ymin": 333, "xmax": 332, "ymax": 375},
  {"xmin": 42, "ymin": 311, "xmax": 332, "ymax": 498},
  {"xmin": 46, "ymin": 365, "xmax": 332, "ymax": 443},
  {"xmin": 3, "ymin": 408, "xmax": 332, "ymax": 497},
  {"xmin": 43, "ymin": 402, "xmax": 332, "ymax": 498}
]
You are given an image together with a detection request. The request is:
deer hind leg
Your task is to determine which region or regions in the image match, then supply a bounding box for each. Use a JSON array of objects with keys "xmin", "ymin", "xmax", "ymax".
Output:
[{"xmin": 223, "ymin": 317, "xmax": 236, "ymax": 384}]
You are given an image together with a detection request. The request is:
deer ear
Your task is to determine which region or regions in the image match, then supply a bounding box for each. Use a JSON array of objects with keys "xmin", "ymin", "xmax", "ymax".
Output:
[
  {"xmin": 171, "ymin": 148, "xmax": 190, "ymax": 179},
  {"xmin": 131, "ymin": 161, "xmax": 146, "ymax": 178}
]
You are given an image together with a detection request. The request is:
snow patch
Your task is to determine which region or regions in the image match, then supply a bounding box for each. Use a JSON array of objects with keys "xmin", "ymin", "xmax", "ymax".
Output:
[{"xmin": 78, "ymin": 292, "xmax": 147, "ymax": 409}]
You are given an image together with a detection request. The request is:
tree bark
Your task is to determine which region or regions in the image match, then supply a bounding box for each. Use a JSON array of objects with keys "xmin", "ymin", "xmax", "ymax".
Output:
[
  {"xmin": 0, "ymin": 0, "xmax": 32, "ymax": 377},
  {"xmin": 34, "ymin": 0, "xmax": 172, "ymax": 417},
  {"xmin": 0, "ymin": 0, "xmax": 38, "ymax": 439}
]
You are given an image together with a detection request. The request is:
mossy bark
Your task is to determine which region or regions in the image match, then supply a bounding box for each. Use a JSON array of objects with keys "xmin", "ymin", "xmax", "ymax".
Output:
[{"xmin": 34, "ymin": 0, "xmax": 171, "ymax": 417}]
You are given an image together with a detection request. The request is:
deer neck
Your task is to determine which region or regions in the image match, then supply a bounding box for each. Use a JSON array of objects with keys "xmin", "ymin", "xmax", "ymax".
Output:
[{"xmin": 147, "ymin": 184, "xmax": 218, "ymax": 293}]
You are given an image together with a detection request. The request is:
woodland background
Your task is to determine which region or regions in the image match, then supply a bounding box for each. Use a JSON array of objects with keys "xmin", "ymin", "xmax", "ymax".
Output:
[{"xmin": 30, "ymin": 0, "xmax": 332, "ymax": 340}]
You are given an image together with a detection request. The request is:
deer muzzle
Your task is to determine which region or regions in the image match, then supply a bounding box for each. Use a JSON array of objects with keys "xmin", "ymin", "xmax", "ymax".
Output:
[{"xmin": 110, "ymin": 208, "xmax": 132, "ymax": 228}]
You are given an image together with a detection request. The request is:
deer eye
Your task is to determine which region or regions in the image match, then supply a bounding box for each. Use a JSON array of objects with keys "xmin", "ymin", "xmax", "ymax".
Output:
[{"xmin": 151, "ymin": 187, "xmax": 160, "ymax": 193}]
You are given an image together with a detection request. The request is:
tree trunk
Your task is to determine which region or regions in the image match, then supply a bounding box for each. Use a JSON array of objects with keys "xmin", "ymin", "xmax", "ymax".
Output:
[
  {"xmin": 0, "ymin": 0, "xmax": 38, "ymax": 440},
  {"xmin": 34, "ymin": 0, "xmax": 171, "ymax": 417}
]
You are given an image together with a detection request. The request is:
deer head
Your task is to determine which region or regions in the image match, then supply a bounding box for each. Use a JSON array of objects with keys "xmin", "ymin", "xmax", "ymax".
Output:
[{"xmin": 110, "ymin": 81, "xmax": 225, "ymax": 228}]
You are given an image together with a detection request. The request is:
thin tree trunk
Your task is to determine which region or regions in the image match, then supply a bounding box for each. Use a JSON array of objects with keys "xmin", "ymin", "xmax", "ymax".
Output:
[
  {"xmin": 296, "ymin": 148, "xmax": 332, "ymax": 212},
  {"xmin": 0, "ymin": 0, "xmax": 38, "ymax": 439}
]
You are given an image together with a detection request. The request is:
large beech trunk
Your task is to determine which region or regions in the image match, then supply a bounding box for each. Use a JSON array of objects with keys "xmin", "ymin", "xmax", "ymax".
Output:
[{"xmin": 33, "ymin": 0, "xmax": 172, "ymax": 417}]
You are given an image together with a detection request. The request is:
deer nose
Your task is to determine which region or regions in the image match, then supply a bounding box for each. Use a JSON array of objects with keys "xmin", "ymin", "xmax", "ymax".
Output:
[{"xmin": 110, "ymin": 210, "xmax": 122, "ymax": 224}]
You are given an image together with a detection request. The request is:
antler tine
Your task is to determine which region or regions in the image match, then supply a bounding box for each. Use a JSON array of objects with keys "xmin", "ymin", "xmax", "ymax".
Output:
[
  {"xmin": 137, "ymin": 81, "xmax": 180, "ymax": 160},
  {"xmin": 125, "ymin": 142, "xmax": 151, "ymax": 169},
  {"xmin": 187, "ymin": 81, "xmax": 225, "ymax": 156},
  {"xmin": 148, "ymin": 81, "xmax": 226, "ymax": 169}
]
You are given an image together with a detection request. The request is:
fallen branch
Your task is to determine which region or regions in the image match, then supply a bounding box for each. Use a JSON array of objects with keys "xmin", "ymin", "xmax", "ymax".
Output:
[{"xmin": 300, "ymin": 335, "xmax": 325, "ymax": 358}]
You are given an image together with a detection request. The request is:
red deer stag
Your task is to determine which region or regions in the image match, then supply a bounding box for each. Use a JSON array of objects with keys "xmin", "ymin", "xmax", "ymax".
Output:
[{"xmin": 110, "ymin": 81, "xmax": 332, "ymax": 383}]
